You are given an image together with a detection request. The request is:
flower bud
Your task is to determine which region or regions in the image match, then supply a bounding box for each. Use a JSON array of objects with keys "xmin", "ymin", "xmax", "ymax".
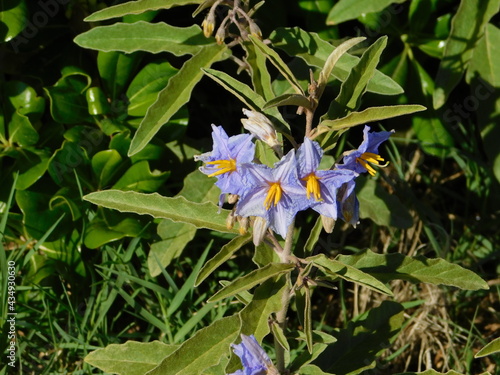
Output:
[
  {"xmin": 241, "ymin": 109, "xmax": 279, "ymax": 149},
  {"xmin": 249, "ymin": 21, "xmax": 262, "ymax": 39},
  {"xmin": 215, "ymin": 27, "xmax": 225, "ymax": 44},
  {"xmin": 320, "ymin": 215, "xmax": 335, "ymax": 233},
  {"xmin": 252, "ymin": 217, "xmax": 268, "ymax": 246},
  {"xmin": 202, "ymin": 11, "xmax": 216, "ymax": 38}
]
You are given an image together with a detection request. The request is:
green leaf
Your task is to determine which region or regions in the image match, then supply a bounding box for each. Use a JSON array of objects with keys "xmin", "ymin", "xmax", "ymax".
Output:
[
  {"xmin": 84, "ymin": 0, "xmax": 204, "ymax": 22},
  {"xmin": 337, "ymin": 249, "xmax": 490, "ymax": 290},
  {"xmin": 298, "ymin": 364, "xmax": 332, "ymax": 375},
  {"xmin": 128, "ymin": 44, "xmax": 228, "ymax": 156},
  {"xmin": 316, "ymin": 105, "xmax": 426, "ymax": 134},
  {"xmin": 433, "ymin": 0, "xmax": 500, "ymax": 109},
  {"xmin": 147, "ymin": 315, "xmax": 240, "ymax": 375},
  {"xmin": 243, "ymin": 42, "xmax": 275, "ymax": 101},
  {"xmin": 316, "ymin": 37, "xmax": 366, "ymax": 101},
  {"xmin": 325, "ymin": 36, "xmax": 388, "ymax": 120},
  {"xmin": 467, "ymin": 23, "xmax": 500, "ymax": 87},
  {"xmin": 5, "ymin": 80, "xmax": 45, "ymax": 120},
  {"xmin": 263, "ymin": 93, "xmax": 311, "ymax": 110},
  {"xmin": 0, "ymin": 0, "xmax": 27, "ymax": 42},
  {"xmin": 85, "ymin": 341, "xmax": 178, "ymax": 375},
  {"xmin": 112, "ymin": 160, "xmax": 169, "ymax": 193},
  {"xmin": 15, "ymin": 149, "xmax": 51, "ymax": 190},
  {"xmin": 326, "ymin": 0, "xmax": 408, "ymax": 25},
  {"xmin": 44, "ymin": 71, "xmax": 92, "ymax": 124},
  {"xmin": 250, "ymin": 35, "xmax": 304, "ymax": 95},
  {"xmin": 208, "ymin": 263, "xmax": 295, "ymax": 302},
  {"xmin": 83, "ymin": 190, "xmax": 239, "ymax": 234},
  {"xmin": 395, "ymin": 371, "xmax": 487, "ymax": 375},
  {"xmin": 308, "ymin": 254, "xmax": 393, "ymax": 296},
  {"xmin": 270, "ymin": 27, "xmax": 403, "ymax": 95},
  {"xmin": 195, "ymin": 233, "xmax": 252, "ymax": 286},
  {"xmin": 314, "ymin": 301, "xmax": 404, "ymax": 374},
  {"xmin": 202, "ymin": 68, "xmax": 291, "ymax": 135},
  {"xmin": 91, "ymin": 150, "xmax": 123, "ymax": 189},
  {"xmin": 75, "ymin": 22, "xmax": 212, "ymax": 55},
  {"xmin": 127, "ymin": 61, "xmax": 178, "ymax": 117},
  {"xmin": 8, "ymin": 111, "xmax": 38, "ymax": 146},
  {"xmin": 357, "ymin": 178, "xmax": 413, "ymax": 229},
  {"xmin": 48, "ymin": 141, "xmax": 91, "ymax": 187},
  {"xmin": 303, "ymin": 216, "xmax": 324, "ymax": 257},
  {"xmin": 98, "ymin": 51, "xmax": 143, "ymax": 100},
  {"xmin": 84, "ymin": 214, "xmax": 145, "ymax": 249},
  {"xmin": 475, "ymin": 336, "xmax": 500, "ymax": 358}
]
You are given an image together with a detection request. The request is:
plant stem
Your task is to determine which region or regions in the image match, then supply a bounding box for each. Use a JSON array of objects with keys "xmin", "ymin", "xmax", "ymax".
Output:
[{"xmin": 274, "ymin": 220, "xmax": 295, "ymax": 373}]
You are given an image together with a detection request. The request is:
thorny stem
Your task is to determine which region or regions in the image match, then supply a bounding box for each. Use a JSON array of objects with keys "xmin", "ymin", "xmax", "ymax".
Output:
[
  {"xmin": 305, "ymin": 108, "xmax": 314, "ymax": 139},
  {"xmin": 274, "ymin": 220, "xmax": 295, "ymax": 374}
]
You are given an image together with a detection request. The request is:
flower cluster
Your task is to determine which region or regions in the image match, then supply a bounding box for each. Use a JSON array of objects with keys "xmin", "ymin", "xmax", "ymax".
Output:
[{"xmin": 195, "ymin": 122, "xmax": 393, "ymax": 240}]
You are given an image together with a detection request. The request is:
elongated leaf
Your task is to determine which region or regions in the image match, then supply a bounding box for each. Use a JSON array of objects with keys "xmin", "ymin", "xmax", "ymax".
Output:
[
  {"xmin": 308, "ymin": 254, "xmax": 393, "ymax": 296},
  {"xmin": 315, "ymin": 105, "xmax": 426, "ymax": 134},
  {"xmin": 325, "ymin": 36, "xmax": 388, "ymax": 120},
  {"xmin": 75, "ymin": 22, "xmax": 211, "ymax": 55},
  {"xmin": 85, "ymin": 341, "xmax": 178, "ymax": 375},
  {"xmin": 202, "ymin": 68, "xmax": 291, "ymax": 134},
  {"xmin": 395, "ymin": 371, "xmax": 484, "ymax": 375},
  {"xmin": 337, "ymin": 249, "xmax": 489, "ymax": 290},
  {"xmin": 129, "ymin": 44, "xmax": 228, "ymax": 156},
  {"xmin": 85, "ymin": 0, "xmax": 204, "ymax": 21},
  {"xmin": 83, "ymin": 190, "xmax": 238, "ymax": 234},
  {"xmin": 243, "ymin": 42, "xmax": 275, "ymax": 101},
  {"xmin": 195, "ymin": 233, "xmax": 252, "ymax": 286},
  {"xmin": 147, "ymin": 315, "xmax": 240, "ymax": 375},
  {"xmin": 208, "ymin": 263, "xmax": 295, "ymax": 302},
  {"xmin": 250, "ymin": 35, "xmax": 304, "ymax": 95},
  {"xmin": 467, "ymin": 23, "xmax": 500, "ymax": 86},
  {"xmin": 263, "ymin": 93, "xmax": 311, "ymax": 110},
  {"xmin": 317, "ymin": 37, "xmax": 366, "ymax": 100},
  {"xmin": 326, "ymin": 0, "xmax": 407, "ymax": 25},
  {"xmin": 475, "ymin": 336, "xmax": 500, "ymax": 358},
  {"xmin": 270, "ymin": 27, "xmax": 403, "ymax": 95},
  {"xmin": 433, "ymin": 0, "xmax": 500, "ymax": 109}
]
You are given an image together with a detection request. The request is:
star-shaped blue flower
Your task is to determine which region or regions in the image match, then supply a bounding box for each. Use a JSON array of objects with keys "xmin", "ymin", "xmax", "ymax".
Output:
[
  {"xmin": 228, "ymin": 334, "xmax": 278, "ymax": 375},
  {"xmin": 236, "ymin": 150, "xmax": 309, "ymax": 238},
  {"xmin": 297, "ymin": 137, "xmax": 357, "ymax": 219},
  {"xmin": 195, "ymin": 125, "xmax": 255, "ymax": 198},
  {"xmin": 338, "ymin": 125, "xmax": 394, "ymax": 176}
]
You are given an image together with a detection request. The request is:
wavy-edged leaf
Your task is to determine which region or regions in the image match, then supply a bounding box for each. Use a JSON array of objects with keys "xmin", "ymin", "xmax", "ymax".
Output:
[
  {"xmin": 75, "ymin": 22, "xmax": 212, "ymax": 55},
  {"xmin": 84, "ymin": 0, "xmax": 204, "ymax": 21},
  {"xmin": 326, "ymin": 0, "xmax": 407, "ymax": 25},
  {"xmin": 337, "ymin": 249, "xmax": 489, "ymax": 290},
  {"xmin": 195, "ymin": 233, "xmax": 252, "ymax": 286},
  {"xmin": 316, "ymin": 104, "xmax": 426, "ymax": 135},
  {"xmin": 270, "ymin": 27, "xmax": 403, "ymax": 95},
  {"xmin": 128, "ymin": 44, "xmax": 228, "ymax": 156},
  {"xmin": 83, "ymin": 190, "xmax": 238, "ymax": 234},
  {"xmin": 208, "ymin": 263, "xmax": 295, "ymax": 303},
  {"xmin": 308, "ymin": 254, "xmax": 393, "ymax": 296},
  {"xmin": 147, "ymin": 315, "xmax": 240, "ymax": 375},
  {"xmin": 433, "ymin": 0, "xmax": 500, "ymax": 109},
  {"xmin": 85, "ymin": 341, "xmax": 178, "ymax": 375}
]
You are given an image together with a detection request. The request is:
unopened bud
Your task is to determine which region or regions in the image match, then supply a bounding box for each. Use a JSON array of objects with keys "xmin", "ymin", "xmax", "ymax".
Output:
[
  {"xmin": 202, "ymin": 11, "xmax": 216, "ymax": 38},
  {"xmin": 241, "ymin": 109, "xmax": 279, "ymax": 149},
  {"xmin": 320, "ymin": 215, "xmax": 335, "ymax": 233},
  {"xmin": 238, "ymin": 216, "xmax": 249, "ymax": 235},
  {"xmin": 215, "ymin": 27, "xmax": 225, "ymax": 44},
  {"xmin": 249, "ymin": 21, "xmax": 262, "ymax": 39},
  {"xmin": 226, "ymin": 210, "xmax": 236, "ymax": 230},
  {"xmin": 252, "ymin": 217, "xmax": 268, "ymax": 246},
  {"xmin": 227, "ymin": 193, "xmax": 239, "ymax": 204}
]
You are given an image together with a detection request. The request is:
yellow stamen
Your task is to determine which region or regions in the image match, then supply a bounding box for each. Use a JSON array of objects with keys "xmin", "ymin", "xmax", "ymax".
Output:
[
  {"xmin": 302, "ymin": 173, "xmax": 322, "ymax": 201},
  {"xmin": 264, "ymin": 182, "xmax": 283, "ymax": 210},
  {"xmin": 356, "ymin": 152, "xmax": 388, "ymax": 176},
  {"xmin": 206, "ymin": 159, "xmax": 236, "ymax": 177}
]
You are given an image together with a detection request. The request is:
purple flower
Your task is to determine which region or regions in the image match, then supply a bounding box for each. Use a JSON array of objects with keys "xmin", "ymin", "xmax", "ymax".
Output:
[
  {"xmin": 236, "ymin": 150, "xmax": 309, "ymax": 238},
  {"xmin": 195, "ymin": 125, "xmax": 255, "ymax": 198},
  {"xmin": 229, "ymin": 334, "xmax": 278, "ymax": 375},
  {"xmin": 338, "ymin": 125, "xmax": 394, "ymax": 176},
  {"xmin": 297, "ymin": 137, "xmax": 357, "ymax": 220}
]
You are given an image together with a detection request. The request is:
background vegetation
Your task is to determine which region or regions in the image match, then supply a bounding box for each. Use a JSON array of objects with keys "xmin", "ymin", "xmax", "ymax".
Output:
[{"xmin": 0, "ymin": 0, "xmax": 499, "ymax": 374}]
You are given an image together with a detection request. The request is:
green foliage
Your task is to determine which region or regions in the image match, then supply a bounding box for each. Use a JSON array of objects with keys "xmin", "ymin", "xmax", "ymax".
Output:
[{"xmin": 2, "ymin": 0, "xmax": 499, "ymax": 374}]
